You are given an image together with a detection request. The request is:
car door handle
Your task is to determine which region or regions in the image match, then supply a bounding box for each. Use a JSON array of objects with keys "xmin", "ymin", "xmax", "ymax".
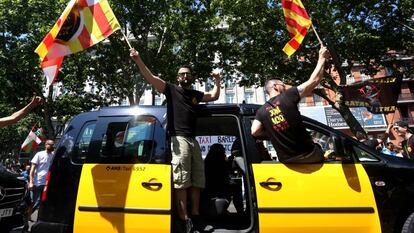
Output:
[
  {"xmin": 260, "ymin": 181, "xmax": 282, "ymax": 187},
  {"xmin": 142, "ymin": 182, "xmax": 163, "ymax": 189},
  {"xmin": 260, "ymin": 181, "xmax": 282, "ymax": 191}
]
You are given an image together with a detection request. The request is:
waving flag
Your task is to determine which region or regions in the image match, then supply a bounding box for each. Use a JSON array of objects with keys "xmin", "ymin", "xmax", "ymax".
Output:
[
  {"xmin": 35, "ymin": 0, "xmax": 121, "ymax": 85},
  {"xmin": 282, "ymin": 0, "xmax": 312, "ymax": 56},
  {"xmin": 21, "ymin": 126, "xmax": 45, "ymax": 153},
  {"xmin": 342, "ymin": 75, "xmax": 402, "ymax": 113},
  {"xmin": 41, "ymin": 57, "xmax": 64, "ymax": 86}
]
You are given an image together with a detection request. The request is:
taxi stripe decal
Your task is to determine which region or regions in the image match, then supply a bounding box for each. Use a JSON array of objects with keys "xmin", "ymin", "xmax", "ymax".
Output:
[
  {"xmin": 78, "ymin": 206, "xmax": 171, "ymax": 214},
  {"xmin": 258, "ymin": 207, "xmax": 375, "ymax": 213}
]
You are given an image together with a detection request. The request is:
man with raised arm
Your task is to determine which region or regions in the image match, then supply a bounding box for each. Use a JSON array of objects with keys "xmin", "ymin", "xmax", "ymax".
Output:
[
  {"xmin": 130, "ymin": 48, "xmax": 221, "ymax": 232},
  {"xmin": 251, "ymin": 46, "xmax": 330, "ymax": 163},
  {"xmin": 0, "ymin": 96, "xmax": 43, "ymax": 128}
]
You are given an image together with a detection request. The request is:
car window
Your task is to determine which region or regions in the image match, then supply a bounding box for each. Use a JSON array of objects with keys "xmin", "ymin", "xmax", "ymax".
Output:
[
  {"xmin": 307, "ymin": 128, "xmax": 351, "ymax": 162},
  {"xmin": 251, "ymin": 117, "xmax": 351, "ymax": 163},
  {"xmin": 196, "ymin": 115, "xmax": 243, "ymax": 159},
  {"xmin": 352, "ymin": 145, "xmax": 379, "ymax": 162},
  {"xmin": 75, "ymin": 116, "xmax": 167, "ymax": 164},
  {"xmin": 72, "ymin": 121, "xmax": 96, "ymax": 163}
]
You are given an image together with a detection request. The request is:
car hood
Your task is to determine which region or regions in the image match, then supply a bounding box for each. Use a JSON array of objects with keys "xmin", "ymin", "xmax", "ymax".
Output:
[{"xmin": 0, "ymin": 165, "xmax": 25, "ymax": 187}]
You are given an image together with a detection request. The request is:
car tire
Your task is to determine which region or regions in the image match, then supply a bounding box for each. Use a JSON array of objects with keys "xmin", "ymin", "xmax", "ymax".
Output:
[{"xmin": 402, "ymin": 212, "xmax": 414, "ymax": 233}]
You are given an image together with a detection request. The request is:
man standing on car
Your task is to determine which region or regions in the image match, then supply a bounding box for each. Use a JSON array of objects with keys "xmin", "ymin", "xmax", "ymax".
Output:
[
  {"xmin": 29, "ymin": 139, "xmax": 55, "ymax": 211},
  {"xmin": 251, "ymin": 46, "xmax": 329, "ymax": 163},
  {"xmin": 130, "ymin": 48, "xmax": 221, "ymax": 232},
  {"xmin": 393, "ymin": 120, "xmax": 414, "ymax": 159}
]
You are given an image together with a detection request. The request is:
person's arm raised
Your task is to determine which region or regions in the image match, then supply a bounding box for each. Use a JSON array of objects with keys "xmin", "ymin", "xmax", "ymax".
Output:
[
  {"xmin": 0, "ymin": 96, "xmax": 42, "ymax": 128},
  {"xmin": 202, "ymin": 70, "xmax": 221, "ymax": 102},
  {"xmin": 130, "ymin": 48, "xmax": 166, "ymax": 93},
  {"xmin": 297, "ymin": 46, "xmax": 330, "ymax": 98}
]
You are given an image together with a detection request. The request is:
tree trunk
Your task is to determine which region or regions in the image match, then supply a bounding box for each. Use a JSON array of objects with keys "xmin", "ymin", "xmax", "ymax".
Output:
[
  {"xmin": 43, "ymin": 86, "xmax": 55, "ymax": 139},
  {"xmin": 134, "ymin": 83, "xmax": 146, "ymax": 105}
]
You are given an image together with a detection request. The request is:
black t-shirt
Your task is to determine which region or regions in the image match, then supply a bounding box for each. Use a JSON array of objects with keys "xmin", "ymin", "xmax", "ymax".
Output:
[
  {"xmin": 402, "ymin": 135, "xmax": 414, "ymax": 159},
  {"xmin": 254, "ymin": 87, "xmax": 314, "ymax": 162},
  {"xmin": 164, "ymin": 83, "xmax": 204, "ymax": 137}
]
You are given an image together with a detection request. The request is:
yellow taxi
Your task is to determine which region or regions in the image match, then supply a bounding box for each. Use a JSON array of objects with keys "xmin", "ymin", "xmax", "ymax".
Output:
[{"xmin": 31, "ymin": 104, "xmax": 414, "ymax": 233}]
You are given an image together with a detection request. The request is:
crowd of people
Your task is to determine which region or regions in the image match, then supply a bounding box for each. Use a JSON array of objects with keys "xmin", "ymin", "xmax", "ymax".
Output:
[{"xmin": 354, "ymin": 120, "xmax": 414, "ymax": 159}]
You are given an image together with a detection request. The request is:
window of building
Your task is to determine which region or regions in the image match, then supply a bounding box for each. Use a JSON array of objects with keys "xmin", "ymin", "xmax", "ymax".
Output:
[
  {"xmin": 244, "ymin": 91, "xmax": 254, "ymax": 103},
  {"xmin": 205, "ymin": 79, "xmax": 215, "ymax": 92},
  {"xmin": 154, "ymin": 96, "xmax": 162, "ymax": 105},
  {"xmin": 226, "ymin": 93, "xmax": 235, "ymax": 103},
  {"xmin": 225, "ymin": 79, "xmax": 236, "ymax": 90}
]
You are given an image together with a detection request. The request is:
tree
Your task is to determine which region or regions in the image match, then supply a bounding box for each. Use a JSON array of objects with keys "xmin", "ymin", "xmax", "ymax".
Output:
[
  {"xmin": 0, "ymin": 0, "xmax": 228, "ymax": 145},
  {"xmin": 1, "ymin": 0, "xmax": 413, "ymax": 157},
  {"xmin": 215, "ymin": 0, "xmax": 413, "ymax": 135}
]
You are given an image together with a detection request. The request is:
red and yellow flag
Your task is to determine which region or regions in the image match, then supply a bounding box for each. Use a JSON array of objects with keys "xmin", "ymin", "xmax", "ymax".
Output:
[
  {"xmin": 282, "ymin": 0, "xmax": 312, "ymax": 57},
  {"xmin": 35, "ymin": 0, "xmax": 121, "ymax": 85}
]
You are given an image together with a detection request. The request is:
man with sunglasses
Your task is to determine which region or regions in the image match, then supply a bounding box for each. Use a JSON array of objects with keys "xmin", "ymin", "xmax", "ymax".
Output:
[
  {"xmin": 130, "ymin": 48, "xmax": 221, "ymax": 232},
  {"xmin": 393, "ymin": 120, "xmax": 414, "ymax": 159},
  {"xmin": 251, "ymin": 46, "xmax": 329, "ymax": 163}
]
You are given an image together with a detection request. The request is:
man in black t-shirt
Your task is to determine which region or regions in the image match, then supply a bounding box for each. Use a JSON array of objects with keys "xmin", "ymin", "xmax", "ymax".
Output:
[
  {"xmin": 130, "ymin": 48, "xmax": 221, "ymax": 231},
  {"xmin": 393, "ymin": 120, "xmax": 414, "ymax": 159},
  {"xmin": 251, "ymin": 46, "xmax": 329, "ymax": 163}
]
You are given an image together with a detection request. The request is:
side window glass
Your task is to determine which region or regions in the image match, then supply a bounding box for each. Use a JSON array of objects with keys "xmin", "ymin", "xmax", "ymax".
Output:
[
  {"xmin": 352, "ymin": 145, "xmax": 380, "ymax": 162},
  {"xmin": 123, "ymin": 116, "xmax": 167, "ymax": 164},
  {"xmin": 100, "ymin": 121, "xmax": 129, "ymax": 158},
  {"xmin": 87, "ymin": 116, "xmax": 167, "ymax": 164},
  {"xmin": 307, "ymin": 128, "xmax": 351, "ymax": 162},
  {"xmin": 72, "ymin": 121, "xmax": 96, "ymax": 164}
]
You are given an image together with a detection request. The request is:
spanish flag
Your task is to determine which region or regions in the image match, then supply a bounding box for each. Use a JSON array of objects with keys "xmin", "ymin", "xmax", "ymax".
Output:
[
  {"xmin": 282, "ymin": 0, "xmax": 312, "ymax": 57},
  {"xmin": 35, "ymin": 0, "xmax": 121, "ymax": 85}
]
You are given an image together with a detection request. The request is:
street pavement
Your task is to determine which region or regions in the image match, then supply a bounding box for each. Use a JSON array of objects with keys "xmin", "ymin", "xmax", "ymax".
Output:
[{"xmin": 9, "ymin": 210, "xmax": 37, "ymax": 233}]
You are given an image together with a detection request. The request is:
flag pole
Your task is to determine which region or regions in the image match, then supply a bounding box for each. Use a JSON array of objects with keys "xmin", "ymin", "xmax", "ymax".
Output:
[
  {"xmin": 120, "ymin": 29, "xmax": 133, "ymax": 49},
  {"xmin": 311, "ymin": 24, "xmax": 324, "ymax": 46}
]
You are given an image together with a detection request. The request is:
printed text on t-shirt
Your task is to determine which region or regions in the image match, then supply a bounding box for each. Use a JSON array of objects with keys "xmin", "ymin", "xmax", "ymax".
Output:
[{"xmin": 268, "ymin": 106, "xmax": 289, "ymax": 131}]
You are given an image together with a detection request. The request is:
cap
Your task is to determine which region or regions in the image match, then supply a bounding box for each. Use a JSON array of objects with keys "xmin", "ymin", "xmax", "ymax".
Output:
[{"xmin": 394, "ymin": 120, "xmax": 409, "ymax": 128}]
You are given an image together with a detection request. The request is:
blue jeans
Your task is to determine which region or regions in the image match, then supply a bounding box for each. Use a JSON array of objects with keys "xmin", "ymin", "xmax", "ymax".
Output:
[{"xmin": 32, "ymin": 185, "xmax": 45, "ymax": 211}]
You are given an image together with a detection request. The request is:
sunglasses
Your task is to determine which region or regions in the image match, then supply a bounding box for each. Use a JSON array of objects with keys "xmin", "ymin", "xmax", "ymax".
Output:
[
  {"xmin": 177, "ymin": 72, "xmax": 193, "ymax": 77},
  {"xmin": 393, "ymin": 126, "xmax": 401, "ymax": 131}
]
